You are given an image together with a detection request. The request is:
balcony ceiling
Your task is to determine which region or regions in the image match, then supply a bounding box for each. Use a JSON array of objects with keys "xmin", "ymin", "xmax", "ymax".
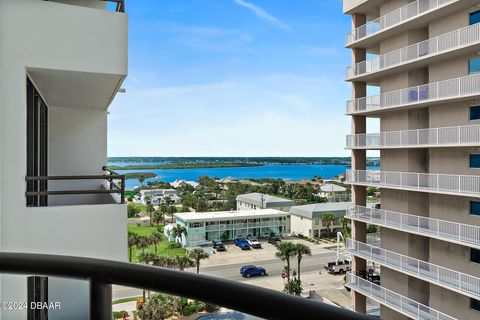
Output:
[{"xmin": 27, "ymin": 68, "xmax": 124, "ymax": 109}]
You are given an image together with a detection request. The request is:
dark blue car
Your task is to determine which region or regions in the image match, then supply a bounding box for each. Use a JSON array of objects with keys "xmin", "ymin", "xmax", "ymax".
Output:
[
  {"xmin": 234, "ymin": 238, "xmax": 250, "ymax": 250},
  {"xmin": 240, "ymin": 265, "xmax": 267, "ymax": 278}
]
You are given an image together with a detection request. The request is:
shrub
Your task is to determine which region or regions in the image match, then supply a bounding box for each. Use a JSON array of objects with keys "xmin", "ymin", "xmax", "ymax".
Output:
[
  {"xmin": 168, "ymin": 242, "xmax": 181, "ymax": 249},
  {"xmin": 182, "ymin": 303, "xmax": 197, "ymax": 316},
  {"xmin": 112, "ymin": 311, "xmax": 127, "ymax": 319}
]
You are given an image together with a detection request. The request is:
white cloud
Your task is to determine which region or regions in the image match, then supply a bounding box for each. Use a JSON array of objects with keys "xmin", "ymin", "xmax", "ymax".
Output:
[
  {"xmin": 233, "ymin": 0, "xmax": 291, "ymax": 31},
  {"xmin": 107, "ymin": 74, "xmax": 351, "ymax": 157}
]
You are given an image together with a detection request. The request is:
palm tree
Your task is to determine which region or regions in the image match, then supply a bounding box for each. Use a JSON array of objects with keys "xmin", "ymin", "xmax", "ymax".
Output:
[
  {"xmin": 321, "ymin": 212, "xmax": 336, "ymax": 237},
  {"xmin": 153, "ymin": 255, "xmax": 168, "ymax": 268},
  {"xmin": 189, "ymin": 248, "xmax": 209, "ymax": 274},
  {"xmin": 167, "ymin": 205, "xmax": 177, "ymax": 223},
  {"xmin": 171, "ymin": 224, "xmax": 187, "ymax": 243},
  {"xmin": 275, "ymin": 242, "xmax": 296, "ymax": 282},
  {"xmin": 175, "ymin": 256, "xmax": 195, "ymax": 271},
  {"xmin": 293, "ymin": 243, "xmax": 311, "ymax": 282},
  {"xmin": 153, "ymin": 209, "xmax": 165, "ymax": 226},
  {"xmin": 128, "ymin": 232, "xmax": 139, "ymax": 262},
  {"xmin": 136, "ymin": 236, "xmax": 151, "ymax": 255},
  {"xmin": 150, "ymin": 232, "xmax": 163, "ymax": 255},
  {"xmin": 137, "ymin": 251, "xmax": 156, "ymax": 303},
  {"xmin": 138, "ymin": 174, "xmax": 146, "ymax": 187},
  {"xmin": 339, "ymin": 213, "xmax": 350, "ymax": 230},
  {"xmin": 146, "ymin": 204, "xmax": 155, "ymax": 225}
]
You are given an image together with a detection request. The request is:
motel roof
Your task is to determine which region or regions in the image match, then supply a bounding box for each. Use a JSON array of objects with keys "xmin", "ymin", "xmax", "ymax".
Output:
[
  {"xmin": 289, "ymin": 202, "xmax": 350, "ymax": 219},
  {"xmin": 174, "ymin": 208, "xmax": 288, "ymax": 222},
  {"xmin": 236, "ymin": 193, "xmax": 295, "ymax": 208}
]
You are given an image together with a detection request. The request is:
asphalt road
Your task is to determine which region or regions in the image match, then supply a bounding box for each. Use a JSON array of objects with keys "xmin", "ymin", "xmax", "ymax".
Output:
[{"xmin": 112, "ymin": 251, "xmax": 337, "ymax": 300}]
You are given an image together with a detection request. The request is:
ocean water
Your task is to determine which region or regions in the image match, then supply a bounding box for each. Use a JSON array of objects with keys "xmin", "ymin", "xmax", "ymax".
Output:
[{"xmin": 110, "ymin": 163, "xmax": 375, "ymax": 190}]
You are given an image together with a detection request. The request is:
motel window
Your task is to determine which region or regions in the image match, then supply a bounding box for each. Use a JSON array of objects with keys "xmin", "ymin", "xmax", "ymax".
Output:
[
  {"xmin": 471, "ymin": 298, "xmax": 480, "ymax": 312},
  {"xmin": 469, "ymin": 57, "xmax": 480, "ymax": 74},
  {"xmin": 190, "ymin": 222, "xmax": 201, "ymax": 228},
  {"xmin": 470, "ymin": 106, "xmax": 480, "ymax": 121},
  {"xmin": 471, "ymin": 248, "xmax": 480, "ymax": 264},
  {"xmin": 470, "ymin": 10, "xmax": 480, "ymax": 25},
  {"xmin": 470, "ymin": 154, "xmax": 480, "ymax": 168},
  {"xmin": 470, "ymin": 202, "xmax": 480, "ymax": 216}
]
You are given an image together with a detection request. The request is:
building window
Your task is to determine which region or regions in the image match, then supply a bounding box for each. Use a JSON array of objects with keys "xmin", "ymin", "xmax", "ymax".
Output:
[
  {"xmin": 470, "ymin": 154, "xmax": 480, "ymax": 168},
  {"xmin": 470, "ymin": 106, "xmax": 480, "ymax": 121},
  {"xmin": 471, "ymin": 298, "xmax": 480, "ymax": 311},
  {"xmin": 471, "ymin": 202, "xmax": 480, "ymax": 216},
  {"xmin": 469, "ymin": 57, "xmax": 480, "ymax": 74},
  {"xmin": 470, "ymin": 10, "xmax": 480, "ymax": 25},
  {"xmin": 190, "ymin": 222, "xmax": 200, "ymax": 228},
  {"xmin": 471, "ymin": 248, "xmax": 480, "ymax": 264}
]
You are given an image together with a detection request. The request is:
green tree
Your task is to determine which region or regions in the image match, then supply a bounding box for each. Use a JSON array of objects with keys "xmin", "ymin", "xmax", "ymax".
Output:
[
  {"xmin": 138, "ymin": 174, "xmax": 146, "ymax": 187},
  {"xmin": 146, "ymin": 204, "xmax": 155, "ymax": 225},
  {"xmin": 171, "ymin": 224, "xmax": 187, "ymax": 243},
  {"xmin": 175, "ymin": 255, "xmax": 195, "ymax": 271},
  {"xmin": 220, "ymin": 232, "xmax": 229, "ymax": 242},
  {"xmin": 293, "ymin": 243, "xmax": 311, "ymax": 282},
  {"xmin": 137, "ymin": 251, "xmax": 156, "ymax": 303},
  {"xmin": 139, "ymin": 293, "xmax": 178, "ymax": 320},
  {"xmin": 275, "ymin": 242, "xmax": 297, "ymax": 283},
  {"xmin": 167, "ymin": 205, "xmax": 177, "ymax": 223},
  {"xmin": 152, "ymin": 209, "xmax": 165, "ymax": 226},
  {"xmin": 189, "ymin": 248, "xmax": 209, "ymax": 274},
  {"xmin": 150, "ymin": 232, "xmax": 163, "ymax": 255},
  {"xmin": 127, "ymin": 203, "xmax": 140, "ymax": 218},
  {"xmin": 163, "ymin": 196, "xmax": 172, "ymax": 205},
  {"xmin": 339, "ymin": 214, "xmax": 350, "ymax": 230},
  {"xmin": 321, "ymin": 213, "xmax": 336, "ymax": 237},
  {"xmin": 128, "ymin": 232, "xmax": 139, "ymax": 262},
  {"xmin": 284, "ymin": 273, "xmax": 303, "ymax": 296},
  {"xmin": 136, "ymin": 236, "xmax": 151, "ymax": 255}
]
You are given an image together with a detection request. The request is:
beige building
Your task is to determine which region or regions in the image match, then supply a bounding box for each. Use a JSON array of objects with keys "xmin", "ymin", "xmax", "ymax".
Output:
[
  {"xmin": 236, "ymin": 193, "xmax": 295, "ymax": 212},
  {"xmin": 289, "ymin": 202, "xmax": 349, "ymax": 237},
  {"xmin": 344, "ymin": 1, "xmax": 480, "ymax": 319}
]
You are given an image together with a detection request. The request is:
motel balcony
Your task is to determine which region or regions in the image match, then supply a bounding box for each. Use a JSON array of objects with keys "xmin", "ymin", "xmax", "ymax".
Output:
[
  {"xmin": 347, "ymin": 205, "xmax": 480, "ymax": 250},
  {"xmin": 346, "ymin": 124, "xmax": 480, "ymax": 149},
  {"xmin": 345, "ymin": 0, "xmax": 477, "ymax": 48},
  {"xmin": 345, "ymin": 273, "xmax": 455, "ymax": 320},
  {"xmin": 347, "ymin": 239, "xmax": 480, "ymax": 300},
  {"xmin": 346, "ymin": 73, "xmax": 480, "ymax": 115},
  {"xmin": 346, "ymin": 22, "xmax": 480, "ymax": 81},
  {"xmin": 346, "ymin": 170, "xmax": 480, "ymax": 198}
]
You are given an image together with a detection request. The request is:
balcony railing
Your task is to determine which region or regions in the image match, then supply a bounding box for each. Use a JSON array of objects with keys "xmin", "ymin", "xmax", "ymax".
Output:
[
  {"xmin": 346, "ymin": 273, "xmax": 455, "ymax": 320},
  {"xmin": 346, "ymin": 124, "xmax": 480, "ymax": 149},
  {"xmin": 346, "ymin": 73, "xmax": 480, "ymax": 114},
  {"xmin": 347, "ymin": 239, "xmax": 480, "ymax": 299},
  {"xmin": 25, "ymin": 166, "xmax": 125, "ymax": 206},
  {"xmin": 205, "ymin": 221, "xmax": 286, "ymax": 231},
  {"xmin": 0, "ymin": 252, "xmax": 371, "ymax": 320},
  {"xmin": 347, "ymin": 205, "xmax": 480, "ymax": 249},
  {"xmin": 347, "ymin": 23, "xmax": 480, "ymax": 79},
  {"xmin": 346, "ymin": 0, "xmax": 456, "ymax": 45},
  {"xmin": 346, "ymin": 170, "xmax": 480, "ymax": 197}
]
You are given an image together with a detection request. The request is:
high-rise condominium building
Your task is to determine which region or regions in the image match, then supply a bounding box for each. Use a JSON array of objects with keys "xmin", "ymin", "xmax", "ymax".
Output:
[
  {"xmin": 0, "ymin": 1, "xmax": 127, "ymax": 319},
  {"xmin": 344, "ymin": 0, "xmax": 480, "ymax": 319}
]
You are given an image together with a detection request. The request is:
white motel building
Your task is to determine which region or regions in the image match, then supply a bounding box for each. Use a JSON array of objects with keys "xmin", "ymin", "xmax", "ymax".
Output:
[{"xmin": 174, "ymin": 209, "xmax": 289, "ymax": 247}]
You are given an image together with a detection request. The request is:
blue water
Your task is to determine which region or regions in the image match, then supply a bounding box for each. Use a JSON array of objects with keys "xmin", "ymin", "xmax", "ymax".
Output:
[{"xmin": 110, "ymin": 163, "xmax": 363, "ymax": 190}]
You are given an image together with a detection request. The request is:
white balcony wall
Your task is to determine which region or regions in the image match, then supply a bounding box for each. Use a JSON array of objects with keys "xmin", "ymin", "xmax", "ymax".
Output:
[
  {"xmin": 346, "ymin": 273, "xmax": 455, "ymax": 320},
  {"xmin": 346, "ymin": 170, "xmax": 480, "ymax": 197},
  {"xmin": 347, "ymin": 239, "xmax": 480, "ymax": 299}
]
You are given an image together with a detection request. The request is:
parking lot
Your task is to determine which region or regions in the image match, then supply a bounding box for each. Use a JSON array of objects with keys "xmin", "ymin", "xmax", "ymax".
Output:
[{"xmin": 202, "ymin": 237, "xmax": 335, "ymax": 267}]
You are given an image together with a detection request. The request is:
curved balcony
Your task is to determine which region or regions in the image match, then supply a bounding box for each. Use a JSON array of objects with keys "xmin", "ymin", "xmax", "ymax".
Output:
[
  {"xmin": 346, "ymin": 73, "xmax": 480, "ymax": 115},
  {"xmin": 347, "ymin": 205, "xmax": 480, "ymax": 250},
  {"xmin": 347, "ymin": 23, "xmax": 480, "ymax": 80},
  {"xmin": 346, "ymin": 124, "xmax": 480, "ymax": 149},
  {"xmin": 346, "ymin": 170, "xmax": 480, "ymax": 198},
  {"xmin": 346, "ymin": 0, "xmax": 458, "ymax": 47},
  {"xmin": 0, "ymin": 252, "xmax": 369, "ymax": 320},
  {"xmin": 347, "ymin": 239, "xmax": 480, "ymax": 300},
  {"xmin": 345, "ymin": 273, "xmax": 455, "ymax": 320}
]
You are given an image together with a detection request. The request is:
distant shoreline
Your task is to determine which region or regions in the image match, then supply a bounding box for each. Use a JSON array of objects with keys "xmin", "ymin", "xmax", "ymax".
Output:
[{"xmin": 109, "ymin": 162, "xmax": 264, "ymax": 170}]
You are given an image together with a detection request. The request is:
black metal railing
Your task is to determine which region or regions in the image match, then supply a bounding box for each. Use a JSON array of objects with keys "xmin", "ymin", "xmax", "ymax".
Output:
[
  {"xmin": 0, "ymin": 253, "xmax": 374, "ymax": 320},
  {"xmin": 25, "ymin": 166, "xmax": 125, "ymax": 206},
  {"xmin": 101, "ymin": 0, "xmax": 125, "ymax": 12}
]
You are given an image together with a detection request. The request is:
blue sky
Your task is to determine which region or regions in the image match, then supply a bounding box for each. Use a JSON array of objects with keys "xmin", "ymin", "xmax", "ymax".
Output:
[{"xmin": 108, "ymin": 0, "xmax": 371, "ymax": 157}]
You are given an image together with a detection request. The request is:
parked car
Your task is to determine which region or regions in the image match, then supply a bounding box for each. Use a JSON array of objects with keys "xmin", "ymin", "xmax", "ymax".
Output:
[
  {"xmin": 324, "ymin": 259, "xmax": 351, "ymax": 274},
  {"xmin": 247, "ymin": 237, "xmax": 261, "ymax": 249},
  {"xmin": 240, "ymin": 265, "xmax": 267, "ymax": 278},
  {"xmin": 267, "ymin": 236, "xmax": 281, "ymax": 245},
  {"xmin": 234, "ymin": 238, "xmax": 250, "ymax": 250},
  {"xmin": 212, "ymin": 240, "xmax": 226, "ymax": 252}
]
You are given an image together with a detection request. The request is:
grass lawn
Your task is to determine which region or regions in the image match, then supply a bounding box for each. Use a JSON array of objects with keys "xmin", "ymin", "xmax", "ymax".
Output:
[
  {"xmin": 112, "ymin": 296, "xmax": 141, "ymax": 305},
  {"xmin": 128, "ymin": 224, "xmax": 187, "ymax": 262},
  {"xmin": 129, "ymin": 202, "xmax": 148, "ymax": 213}
]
